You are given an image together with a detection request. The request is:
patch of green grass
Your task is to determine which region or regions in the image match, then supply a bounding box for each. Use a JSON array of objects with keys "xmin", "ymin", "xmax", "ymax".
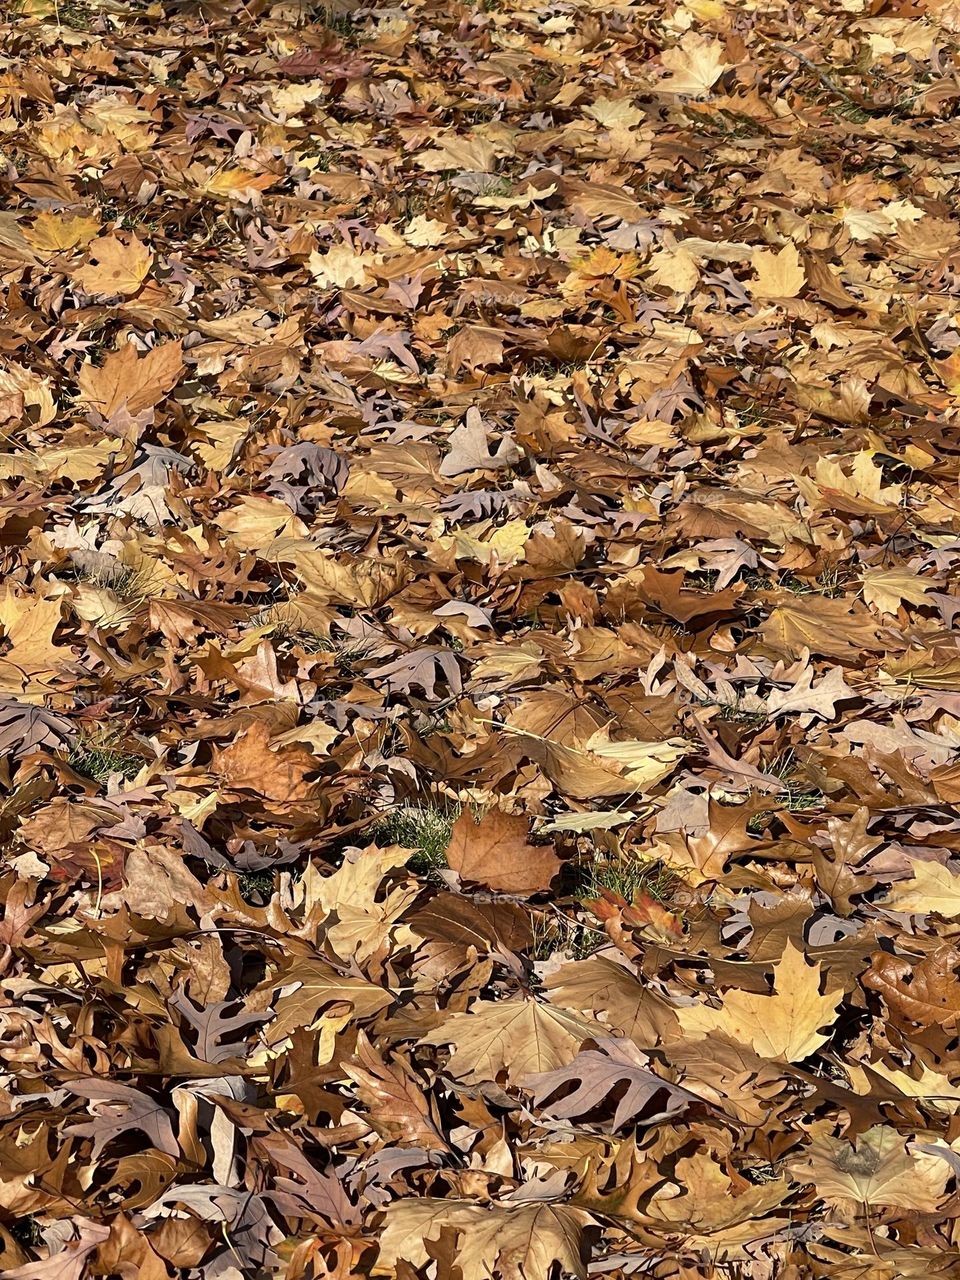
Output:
[
  {"xmin": 251, "ymin": 602, "xmax": 330, "ymax": 653},
  {"xmin": 530, "ymin": 908, "xmax": 601, "ymax": 961},
  {"xmin": 318, "ymin": 4, "xmax": 355, "ymax": 37},
  {"xmin": 374, "ymin": 802, "xmax": 461, "ymax": 877},
  {"xmin": 69, "ymin": 733, "xmax": 143, "ymax": 783},
  {"xmin": 719, "ymin": 699, "xmax": 767, "ymax": 727},
  {"xmin": 532, "ymin": 855, "xmax": 679, "ymax": 960},
  {"xmin": 238, "ymin": 870, "xmax": 275, "ymax": 905},
  {"xmin": 72, "ymin": 558, "xmax": 154, "ymax": 602},
  {"xmin": 829, "ymin": 101, "xmax": 871, "ymax": 124},
  {"xmin": 46, "ymin": 0, "xmax": 96, "ymax": 28},
  {"xmin": 579, "ymin": 854, "xmax": 676, "ymax": 905},
  {"xmin": 748, "ymin": 749, "xmax": 823, "ymax": 832}
]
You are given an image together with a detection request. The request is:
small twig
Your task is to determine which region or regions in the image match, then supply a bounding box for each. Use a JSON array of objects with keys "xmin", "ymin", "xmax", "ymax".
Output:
[{"xmin": 769, "ymin": 41, "xmax": 871, "ymax": 110}]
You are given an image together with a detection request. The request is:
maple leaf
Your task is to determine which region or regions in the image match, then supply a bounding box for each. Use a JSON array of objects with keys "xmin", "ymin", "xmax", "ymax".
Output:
[
  {"xmin": 439, "ymin": 407, "xmax": 521, "ymax": 477},
  {"xmin": 446, "ymin": 808, "xmax": 561, "ymax": 894},
  {"xmin": 861, "ymin": 566, "xmax": 934, "ymax": 616},
  {"xmin": 213, "ymin": 721, "xmax": 321, "ymax": 805},
  {"xmin": 73, "ymin": 233, "xmax": 153, "ymax": 296},
  {"xmin": 749, "ymin": 243, "xmax": 806, "ymax": 299},
  {"xmin": 24, "ymin": 211, "xmax": 100, "ymax": 256},
  {"xmin": 789, "ymin": 1127, "xmax": 949, "ymax": 1212},
  {"xmin": 659, "ymin": 34, "xmax": 730, "ymax": 97},
  {"xmin": 378, "ymin": 1200, "xmax": 592, "ymax": 1280},
  {"xmin": 676, "ymin": 942, "xmax": 843, "ymax": 1062},
  {"xmin": 0, "ymin": 590, "xmax": 68, "ymax": 698},
  {"xmin": 419, "ymin": 998, "xmax": 599, "ymax": 1084},
  {"xmin": 77, "ymin": 340, "xmax": 184, "ymax": 426}
]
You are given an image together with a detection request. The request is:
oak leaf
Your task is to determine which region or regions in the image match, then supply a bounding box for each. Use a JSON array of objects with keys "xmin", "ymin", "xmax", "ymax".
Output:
[
  {"xmin": 522, "ymin": 1037, "xmax": 698, "ymax": 1130},
  {"xmin": 260, "ymin": 957, "xmax": 393, "ymax": 1045}
]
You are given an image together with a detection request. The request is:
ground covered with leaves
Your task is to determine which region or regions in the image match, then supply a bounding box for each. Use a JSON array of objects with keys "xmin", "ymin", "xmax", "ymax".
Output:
[{"xmin": 2, "ymin": 0, "xmax": 960, "ymax": 1275}]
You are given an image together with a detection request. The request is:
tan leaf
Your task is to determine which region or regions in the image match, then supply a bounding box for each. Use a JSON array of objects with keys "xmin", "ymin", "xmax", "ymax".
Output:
[
  {"xmin": 73, "ymin": 233, "xmax": 153, "ymax": 296},
  {"xmin": 377, "ymin": 1199, "xmax": 591, "ymax": 1280},
  {"xmin": 750, "ymin": 243, "xmax": 806, "ymax": 299},
  {"xmin": 261, "ymin": 957, "xmax": 393, "ymax": 1045},
  {"xmin": 213, "ymin": 721, "xmax": 321, "ymax": 805},
  {"xmin": 419, "ymin": 997, "xmax": 598, "ymax": 1084},
  {"xmin": 78, "ymin": 340, "xmax": 184, "ymax": 422},
  {"xmin": 861, "ymin": 566, "xmax": 933, "ymax": 616},
  {"xmin": 343, "ymin": 1033, "xmax": 448, "ymax": 1150},
  {"xmin": 863, "ymin": 945, "xmax": 960, "ymax": 1026}
]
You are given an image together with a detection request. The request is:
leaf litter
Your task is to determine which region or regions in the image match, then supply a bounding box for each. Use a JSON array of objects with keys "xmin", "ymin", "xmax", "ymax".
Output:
[{"xmin": 0, "ymin": 0, "xmax": 959, "ymax": 1275}]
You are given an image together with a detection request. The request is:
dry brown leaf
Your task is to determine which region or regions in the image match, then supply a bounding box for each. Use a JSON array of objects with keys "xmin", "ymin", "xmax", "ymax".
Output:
[{"xmin": 446, "ymin": 809, "xmax": 561, "ymax": 894}]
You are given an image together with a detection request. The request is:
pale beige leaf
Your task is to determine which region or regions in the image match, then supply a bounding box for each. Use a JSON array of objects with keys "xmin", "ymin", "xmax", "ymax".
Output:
[
  {"xmin": 73, "ymin": 233, "xmax": 153, "ymax": 296},
  {"xmin": 789, "ymin": 1126, "xmax": 949, "ymax": 1211},
  {"xmin": 660, "ymin": 34, "xmax": 730, "ymax": 96},
  {"xmin": 750, "ymin": 243, "xmax": 805, "ymax": 299}
]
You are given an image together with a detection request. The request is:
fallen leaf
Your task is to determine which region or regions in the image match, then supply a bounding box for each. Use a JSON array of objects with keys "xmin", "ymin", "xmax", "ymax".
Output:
[{"xmin": 446, "ymin": 809, "xmax": 561, "ymax": 894}]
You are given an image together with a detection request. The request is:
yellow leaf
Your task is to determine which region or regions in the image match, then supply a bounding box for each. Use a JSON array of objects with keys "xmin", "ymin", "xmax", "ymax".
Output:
[
  {"xmin": 676, "ymin": 942, "xmax": 842, "ymax": 1062},
  {"xmin": 24, "ymin": 212, "xmax": 101, "ymax": 256},
  {"xmin": 202, "ymin": 168, "xmax": 275, "ymax": 198},
  {"xmin": 861, "ymin": 567, "xmax": 933, "ymax": 616},
  {"xmin": 583, "ymin": 734, "xmax": 690, "ymax": 787},
  {"xmin": 886, "ymin": 858, "xmax": 960, "ymax": 917},
  {"xmin": 0, "ymin": 591, "xmax": 67, "ymax": 698}
]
